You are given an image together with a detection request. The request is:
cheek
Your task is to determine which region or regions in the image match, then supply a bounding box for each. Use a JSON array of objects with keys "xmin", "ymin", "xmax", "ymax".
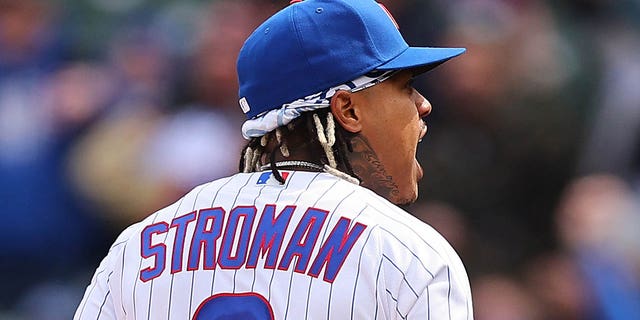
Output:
[
  {"xmin": 362, "ymin": 93, "xmax": 420, "ymax": 162},
  {"xmin": 373, "ymin": 101, "xmax": 419, "ymax": 156},
  {"xmin": 377, "ymin": 124, "xmax": 418, "ymax": 175}
]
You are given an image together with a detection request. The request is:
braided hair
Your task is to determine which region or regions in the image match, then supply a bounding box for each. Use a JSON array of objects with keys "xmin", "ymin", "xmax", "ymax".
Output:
[{"xmin": 239, "ymin": 108, "xmax": 358, "ymax": 184}]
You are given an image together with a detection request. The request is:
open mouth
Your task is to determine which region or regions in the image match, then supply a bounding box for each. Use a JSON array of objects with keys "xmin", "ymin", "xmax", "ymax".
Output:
[
  {"xmin": 418, "ymin": 120, "xmax": 427, "ymax": 143},
  {"xmin": 415, "ymin": 120, "xmax": 427, "ymax": 181}
]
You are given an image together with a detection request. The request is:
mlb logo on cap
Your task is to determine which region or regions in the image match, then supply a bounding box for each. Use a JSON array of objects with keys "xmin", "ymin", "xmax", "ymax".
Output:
[{"xmin": 257, "ymin": 171, "xmax": 290, "ymax": 185}]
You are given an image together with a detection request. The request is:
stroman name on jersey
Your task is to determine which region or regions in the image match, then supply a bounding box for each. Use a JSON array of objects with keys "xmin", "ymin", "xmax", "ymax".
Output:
[{"xmin": 140, "ymin": 204, "xmax": 367, "ymax": 283}]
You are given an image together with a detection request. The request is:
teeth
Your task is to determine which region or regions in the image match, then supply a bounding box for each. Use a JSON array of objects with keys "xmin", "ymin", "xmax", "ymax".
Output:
[{"xmin": 418, "ymin": 121, "xmax": 427, "ymax": 143}]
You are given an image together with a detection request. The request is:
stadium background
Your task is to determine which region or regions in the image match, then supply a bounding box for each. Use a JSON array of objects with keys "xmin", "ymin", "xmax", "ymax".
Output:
[{"xmin": 0, "ymin": 0, "xmax": 639, "ymax": 318}]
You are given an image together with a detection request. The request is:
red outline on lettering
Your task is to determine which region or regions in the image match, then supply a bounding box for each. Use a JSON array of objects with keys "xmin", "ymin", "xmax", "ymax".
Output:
[
  {"xmin": 187, "ymin": 207, "xmax": 225, "ymax": 272},
  {"xmin": 246, "ymin": 204, "xmax": 296, "ymax": 270},
  {"xmin": 170, "ymin": 211, "xmax": 197, "ymax": 274},
  {"xmin": 277, "ymin": 207, "xmax": 328, "ymax": 274},
  {"xmin": 139, "ymin": 222, "xmax": 169, "ymax": 282},
  {"xmin": 308, "ymin": 218, "xmax": 367, "ymax": 283},
  {"xmin": 218, "ymin": 206, "xmax": 257, "ymax": 270}
]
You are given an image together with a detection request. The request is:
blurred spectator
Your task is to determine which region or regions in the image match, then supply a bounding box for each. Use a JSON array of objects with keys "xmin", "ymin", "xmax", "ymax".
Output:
[
  {"xmin": 104, "ymin": 26, "xmax": 173, "ymax": 116},
  {"xmin": 410, "ymin": 201, "xmax": 469, "ymax": 254},
  {"xmin": 67, "ymin": 107, "xmax": 164, "ymax": 224},
  {"xmin": 0, "ymin": 0, "xmax": 66, "ymax": 77},
  {"xmin": 0, "ymin": 0, "xmax": 109, "ymax": 311},
  {"xmin": 472, "ymin": 274, "xmax": 541, "ymax": 320},
  {"xmin": 182, "ymin": 1, "xmax": 275, "ymax": 115},
  {"xmin": 524, "ymin": 253, "xmax": 591, "ymax": 320},
  {"xmin": 415, "ymin": 0, "xmax": 587, "ymax": 270},
  {"xmin": 47, "ymin": 63, "xmax": 116, "ymax": 129},
  {"xmin": 577, "ymin": 21, "xmax": 640, "ymax": 187},
  {"xmin": 553, "ymin": 174, "xmax": 640, "ymax": 319},
  {"xmin": 15, "ymin": 281, "xmax": 84, "ymax": 320},
  {"xmin": 67, "ymin": 0, "xmax": 275, "ymax": 227},
  {"xmin": 63, "ymin": 20, "xmax": 180, "ymax": 225},
  {"xmin": 409, "ymin": 201, "xmax": 500, "ymax": 276}
]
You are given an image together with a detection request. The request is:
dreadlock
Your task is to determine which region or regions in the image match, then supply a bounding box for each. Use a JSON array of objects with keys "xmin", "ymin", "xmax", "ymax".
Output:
[{"xmin": 239, "ymin": 108, "xmax": 359, "ymax": 184}]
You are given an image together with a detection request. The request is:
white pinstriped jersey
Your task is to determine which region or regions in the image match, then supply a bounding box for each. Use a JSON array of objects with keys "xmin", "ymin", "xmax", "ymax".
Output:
[{"xmin": 75, "ymin": 171, "xmax": 473, "ymax": 319}]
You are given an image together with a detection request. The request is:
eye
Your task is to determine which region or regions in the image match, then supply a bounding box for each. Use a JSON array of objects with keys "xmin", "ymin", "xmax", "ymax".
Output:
[{"xmin": 405, "ymin": 78, "xmax": 415, "ymax": 92}]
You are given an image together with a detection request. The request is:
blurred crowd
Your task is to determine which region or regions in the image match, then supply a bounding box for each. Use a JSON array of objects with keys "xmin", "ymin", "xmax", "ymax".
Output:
[{"xmin": 0, "ymin": 0, "xmax": 638, "ymax": 319}]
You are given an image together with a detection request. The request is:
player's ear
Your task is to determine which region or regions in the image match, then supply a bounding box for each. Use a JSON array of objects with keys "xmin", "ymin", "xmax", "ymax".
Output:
[{"xmin": 330, "ymin": 90, "xmax": 362, "ymax": 133}]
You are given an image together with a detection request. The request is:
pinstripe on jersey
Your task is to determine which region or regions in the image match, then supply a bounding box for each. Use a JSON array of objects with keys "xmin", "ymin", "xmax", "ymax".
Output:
[{"xmin": 74, "ymin": 171, "xmax": 473, "ymax": 319}]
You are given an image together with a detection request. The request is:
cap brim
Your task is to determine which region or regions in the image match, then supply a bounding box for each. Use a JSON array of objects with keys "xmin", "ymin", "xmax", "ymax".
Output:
[{"xmin": 376, "ymin": 47, "xmax": 466, "ymax": 72}]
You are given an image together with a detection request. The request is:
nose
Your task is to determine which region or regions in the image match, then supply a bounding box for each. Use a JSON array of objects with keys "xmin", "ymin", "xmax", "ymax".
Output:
[{"xmin": 412, "ymin": 89, "xmax": 432, "ymax": 118}]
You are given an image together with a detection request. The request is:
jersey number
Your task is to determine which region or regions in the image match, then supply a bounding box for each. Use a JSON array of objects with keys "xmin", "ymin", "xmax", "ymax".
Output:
[{"xmin": 193, "ymin": 292, "xmax": 274, "ymax": 320}]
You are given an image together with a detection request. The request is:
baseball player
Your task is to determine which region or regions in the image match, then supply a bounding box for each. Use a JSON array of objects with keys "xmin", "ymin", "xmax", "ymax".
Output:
[{"xmin": 75, "ymin": 0, "xmax": 472, "ymax": 319}]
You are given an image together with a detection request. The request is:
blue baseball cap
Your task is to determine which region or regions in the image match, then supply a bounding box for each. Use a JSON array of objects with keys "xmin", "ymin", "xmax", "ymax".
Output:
[{"xmin": 237, "ymin": 0, "xmax": 465, "ymax": 119}]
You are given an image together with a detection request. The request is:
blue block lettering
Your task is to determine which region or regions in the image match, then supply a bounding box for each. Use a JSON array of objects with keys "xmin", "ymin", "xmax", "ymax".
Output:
[
  {"xmin": 247, "ymin": 205, "xmax": 296, "ymax": 269},
  {"xmin": 170, "ymin": 211, "xmax": 197, "ymax": 273},
  {"xmin": 278, "ymin": 207, "xmax": 328, "ymax": 273},
  {"xmin": 308, "ymin": 217, "xmax": 367, "ymax": 282},
  {"xmin": 219, "ymin": 206, "xmax": 257, "ymax": 269},
  {"xmin": 188, "ymin": 208, "xmax": 224, "ymax": 271},
  {"xmin": 140, "ymin": 222, "xmax": 169, "ymax": 282}
]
